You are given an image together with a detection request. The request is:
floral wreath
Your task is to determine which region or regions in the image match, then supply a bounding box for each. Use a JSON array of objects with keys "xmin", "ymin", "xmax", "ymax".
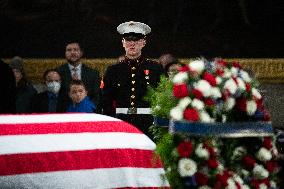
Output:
[{"xmin": 147, "ymin": 58, "xmax": 281, "ymax": 188}]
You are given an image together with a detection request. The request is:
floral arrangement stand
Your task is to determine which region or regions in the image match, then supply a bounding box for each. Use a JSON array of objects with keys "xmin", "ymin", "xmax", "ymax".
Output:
[{"xmin": 147, "ymin": 58, "xmax": 281, "ymax": 189}]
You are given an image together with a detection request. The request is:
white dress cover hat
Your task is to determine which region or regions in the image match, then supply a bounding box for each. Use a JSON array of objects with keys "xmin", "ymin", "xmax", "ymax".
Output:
[{"xmin": 117, "ymin": 21, "xmax": 151, "ymax": 35}]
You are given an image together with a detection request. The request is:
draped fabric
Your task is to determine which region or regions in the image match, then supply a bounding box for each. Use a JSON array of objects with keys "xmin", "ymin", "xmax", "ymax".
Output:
[{"xmin": 0, "ymin": 113, "xmax": 169, "ymax": 188}]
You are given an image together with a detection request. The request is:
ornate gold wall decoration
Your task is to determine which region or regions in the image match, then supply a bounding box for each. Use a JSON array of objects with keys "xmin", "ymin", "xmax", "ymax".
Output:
[{"xmin": 4, "ymin": 58, "xmax": 284, "ymax": 84}]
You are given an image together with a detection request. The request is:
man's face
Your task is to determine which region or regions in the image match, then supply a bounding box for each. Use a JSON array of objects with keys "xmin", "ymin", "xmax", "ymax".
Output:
[
  {"xmin": 45, "ymin": 71, "xmax": 61, "ymax": 84},
  {"xmin": 12, "ymin": 69, "xmax": 22, "ymax": 84},
  {"xmin": 69, "ymin": 84, "xmax": 87, "ymax": 104},
  {"xmin": 65, "ymin": 43, "xmax": 83, "ymax": 65},
  {"xmin": 122, "ymin": 38, "xmax": 146, "ymax": 59}
]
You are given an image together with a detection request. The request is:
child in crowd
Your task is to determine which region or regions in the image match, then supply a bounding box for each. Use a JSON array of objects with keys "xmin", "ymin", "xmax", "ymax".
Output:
[{"xmin": 66, "ymin": 80, "xmax": 96, "ymax": 113}]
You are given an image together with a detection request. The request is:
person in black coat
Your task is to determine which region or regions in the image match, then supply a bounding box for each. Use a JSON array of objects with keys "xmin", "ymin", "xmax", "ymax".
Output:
[
  {"xmin": 0, "ymin": 59, "xmax": 16, "ymax": 114},
  {"xmin": 57, "ymin": 41, "xmax": 101, "ymax": 113},
  {"xmin": 102, "ymin": 21, "xmax": 165, "ymax": 138},
  {"xmin": 9, "ymin": 56, "xmax": 37, "ymax": 113},
  {"xmin": 32, "ymin": 69, "xmax": 67, "ymax": 113}
]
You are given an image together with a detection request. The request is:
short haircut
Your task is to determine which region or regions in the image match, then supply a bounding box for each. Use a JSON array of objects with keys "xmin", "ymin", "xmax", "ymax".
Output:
[
  {"xmin": 65, "ymin": 41, "xmax": 83, "ymax": 52},
  {"xmin": 69, "ymin": 80, "xmax": 87, "ymax": 91},
  {"xmin": 43, "ymin": 69, "xmax": 60, "ymax": 81}
]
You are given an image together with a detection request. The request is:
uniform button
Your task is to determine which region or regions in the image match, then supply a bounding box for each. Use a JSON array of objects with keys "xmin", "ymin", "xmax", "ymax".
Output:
[
  {"xmin": 131, "ymin": 102, "xmax": 135, "ymax": 106},
  {"xmin": 131, "ymin": 88, "xmax": 135, "ymax": 91},
  {"xmin": 131, "ymin": 67, "xmax": 136, "ymax": 70},
  {"xmin": 131, "ymin": 95, "xmax": 135, "ymax": 99},
  {"xmin": 132, "ymin": 81, "xmax": 135, "ymax": 84},
  {"xmin": 147, "ymin": 82, "xmax": 150, "ymax": 85},
  {"xmin": 132, "ymin": 74, "xmax": 135, "ymax": 77}
]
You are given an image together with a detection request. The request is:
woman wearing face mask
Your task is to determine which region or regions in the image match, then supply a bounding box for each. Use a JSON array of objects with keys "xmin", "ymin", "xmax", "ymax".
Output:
[{"xmin": 32, "ymin": 69, "xmax": 67, "ymax": 113}]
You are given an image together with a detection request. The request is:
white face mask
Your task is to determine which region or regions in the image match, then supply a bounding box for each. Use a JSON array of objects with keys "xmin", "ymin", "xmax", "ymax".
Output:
[{"xmin": 46, "ymin": 81, "xmax": 61, "ymax": 94}]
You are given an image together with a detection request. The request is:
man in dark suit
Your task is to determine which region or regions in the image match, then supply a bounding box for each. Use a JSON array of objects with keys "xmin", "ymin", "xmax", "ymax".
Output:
[
  {"xmin": 102, "ymin": 21, "xmax": 165, "ymax": 138},
  {"xmin": 0, "ymin": 59, "xmax": 16, "ymax": 113},
  {"xmin": 57, "ymin": 41, "xmax": 101, "ymax": 113}
]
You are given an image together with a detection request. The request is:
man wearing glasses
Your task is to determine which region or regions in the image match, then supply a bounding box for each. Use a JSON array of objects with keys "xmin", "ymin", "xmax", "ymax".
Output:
[{"xmin": 102, "ymin": 21, "xmax": 164, "ymax": 139}]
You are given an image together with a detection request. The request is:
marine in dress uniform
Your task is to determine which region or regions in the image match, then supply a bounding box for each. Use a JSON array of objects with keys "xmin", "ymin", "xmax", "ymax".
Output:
[{"xmin": 102, "ymin": 21, "xmax": 165, "ymax": 138}]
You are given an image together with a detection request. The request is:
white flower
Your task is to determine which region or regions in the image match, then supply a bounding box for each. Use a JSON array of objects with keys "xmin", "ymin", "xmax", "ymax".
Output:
[
  {"xmin": 237, "ymin": 77, "xmax": 246, "ymax": 91},
  {"xmin": 230, "ymin": 67, "xmax": 239, "ymax": 77},
  {"xmin": 225, "ymin": 178, "xmax": 237, "ymax": 189},
  {"xmin": 170, "ymin": 106, "xmax": 184, "ymax": 120},
  {"xmin": 246, "ymin": 100, "xmax": 257, "ymax": 115},
  {"xmin": 178, "ymin": 97, "xmax": 192, "ymax": 110},
  {"xmin": 195, "ymin": 80, "xmax": 212, "ymax": 97},
  {"xmin": 233, "ymin": 174, "xmax": 244, "ymax": 185},
  {"xmin": 189, "ymin": 60, "xmax": 205, "ymax": 74},
  {"xmin": 224, "ymin": 97, "xmax": 236, "ymax": 111},
  {"xmin": 195, "ymin": 143, "xmax": 209, "ymax": 160},
  {"xmin": 259, "ymin": 183, "xmax": 268, "ymax": 189},
  {"xmin": 198, "ymin": 186, "xmax": 212, "ymax": 189},
  {"xmin": 224, "ymin": 78, "xmax": 238, "ymax": 95},
  {"xmin": 252, "ymin": 88, "xmax": 262, "ymax": 99},
  {"xmin": 256, "ymin": 147, "xmax": 272, "ymax": 162},
  {"xmin": 200, "ymin": 111, "xmax": 213, "ymax": 123},
  {"xmin": 242, "ymin": 185, "xmax": 250, "ymax": 189},
  {"xmin": 232, "ymin": 146, "xmax": 247, "ymax": 160},
  {"xmin": 178, "ymin": 158, "xmax": 197, "ymax": 177},
  {"xmin": 253, "ymin": 164, "xmax": 269, "ymax": 179},
  {"xmin": 240, "ymin": 169, "xmax": 250, "ymax": 177},
  {"xmin": 240, "ymin": 70, "xmax": 252, "ymax": 82},
  {"xmin": 223, "ymin": 68, "xmax": 232, "ymax": 78},
  {"xmin": 270, "ymin": 181, "xmax": 277, "ymax": 188},
  {"xmin": 222, "ymin": 115, "xmax": 227, "ymax": 122},
  {"xmin": 211, "ymin": 87, "xmax": 222, "ymax": 98},
  {"xmin": 217, "ymin": 163, "xmax": 224, "ymax": 173},
  {"xmin": 172, "ymin": 72, "xmax": 188, "ymax": 84},
  {"xmin": 216, "ymin": 76, "xmax": 223, "ymax": 84},
  {"xmin": 191, "ymin": 99, "xmax": 204, "ymax": 110}
]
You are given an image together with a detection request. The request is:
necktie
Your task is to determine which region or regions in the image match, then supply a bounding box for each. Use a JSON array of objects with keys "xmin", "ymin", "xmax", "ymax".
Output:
[{"xmin": 72, "ymin": 67, "xmax": 79, "ymax": 80}]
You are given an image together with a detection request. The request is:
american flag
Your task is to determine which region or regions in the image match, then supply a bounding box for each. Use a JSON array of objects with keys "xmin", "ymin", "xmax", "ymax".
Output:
[{"xmin": 0, "ymin": 113, "xmax": 169, "ymax": 188}]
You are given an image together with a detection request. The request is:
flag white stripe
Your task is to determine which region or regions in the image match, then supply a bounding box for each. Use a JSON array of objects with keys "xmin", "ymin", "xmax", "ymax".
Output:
[
  {"xmin": 0, "ymin": 133, "xmax": 155, "ymax": 155},
  {"xmin": 0, "ymin": 168, "xmax": 170, "ymax": 188},
  {"xmin": 0, "ymin": 113, "xmax": 121, "ymax": 124}
]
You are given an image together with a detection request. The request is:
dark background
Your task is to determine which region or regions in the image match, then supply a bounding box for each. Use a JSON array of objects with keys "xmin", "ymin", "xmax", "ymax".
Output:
[{"xmin": 0, "ymin": 0, "xmax": 283, "ymax": 58}]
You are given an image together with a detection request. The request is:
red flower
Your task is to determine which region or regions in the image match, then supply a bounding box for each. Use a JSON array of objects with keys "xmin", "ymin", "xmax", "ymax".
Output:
[
  {"xmin": 263, "ymin": 137, "xmax": 273, "ymax": 150},
  {"xmin": 191, "ymin": 89, "xmax": 203, "ymax": 99},
  {"xmin": 195, "ymin": 172, "xmax": 208, "ymax": 186},
  {"xmin": 183, "ymin": 108, "xmax": 199, "ymax": 121},
  {"xmin": 245, "ymin": 83, "xmax": 251, "ymax": 92},
  {"xmin": 266, "ymin": 161, "xmax": 278, "ymax": 173},
  {"xmin": 216, "ymin": 59, "xmax": 227, "ymax": 67},
  {"xmin": 242, "ymin": 155, "xmax": 256, "ymax": 169},
  {"xmin": 232, "ymin": 61, "xmax": 242, "ymax": 69},
  {"xmin": 216, "ymin": 173, "xmax": 229, "ymax": 186},
  {"xmin": 207, "ymin": 158, "xmax": 218, "ymax": 169},
  {"xmin": 203, "ymin": 72, "xmax": 217, "ymax": 86},
  {"xmin": 204, "ymin": 98, "xmax": 215, "ymax": 106},
  {"xmin": 216, "ymin": 68, "xmax": 224, "ymax": 76},
  {"xmin": 179, "ymin": 65, "xmax": 190, "ymax": 72},
  {"xmin": 173, "ymin": 84, "xmax": 189, "ymax": 98},
  {"xmin": 204, "ymin": 143, "xmax": 216, "ymax": 157},
  {"xmin": 236, "ymin": 98, "xmax": 247, "ymax": 112},
  {"xmin": 177, "ymin": 141, "xmax": 193, "ymax": 158}
]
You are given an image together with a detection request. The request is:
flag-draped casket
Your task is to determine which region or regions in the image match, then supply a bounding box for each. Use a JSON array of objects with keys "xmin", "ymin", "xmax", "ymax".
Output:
[{"xmin": 0, "ymin": 113, "xmax": 169, "ymax": 188}]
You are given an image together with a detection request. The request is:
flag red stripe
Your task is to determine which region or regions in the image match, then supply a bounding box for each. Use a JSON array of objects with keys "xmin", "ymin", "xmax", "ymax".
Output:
[
  {"xmin": 0, "ymin": 121, "xmax": 141, "ymax": 135},
  {"xmin": 0, "ymin": 149, "xmax": 162, "ymax": 176}
]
